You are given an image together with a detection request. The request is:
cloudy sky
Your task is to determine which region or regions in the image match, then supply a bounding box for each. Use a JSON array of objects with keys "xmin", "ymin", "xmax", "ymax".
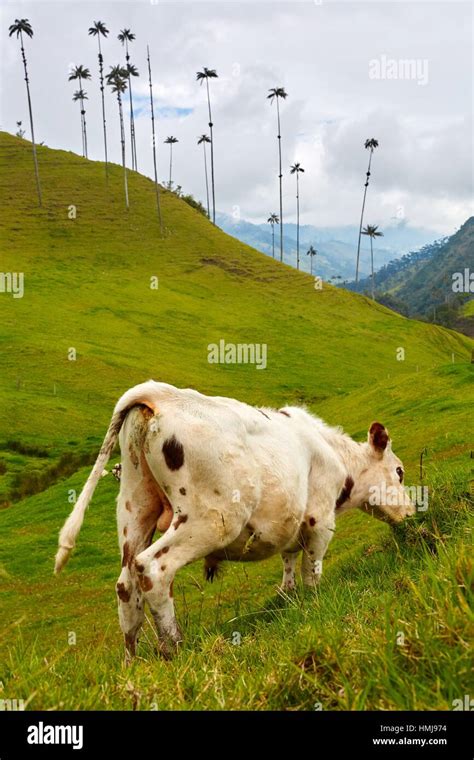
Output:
[{"xmin": 1, "ymin": 0, "xmax": 472, "ymax": 233}]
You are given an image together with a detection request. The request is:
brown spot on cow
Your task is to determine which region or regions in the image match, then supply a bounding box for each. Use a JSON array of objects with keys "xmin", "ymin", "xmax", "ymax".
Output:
[
  {"xmin": 279, "ymin": 409, "xmax": 291, "ymax": 418},
  {"xmin": 154, "ymin": 546, "xmax": 170, "ymax": 559},
  {"xmin": 125, "ymin": 501, "xmax": 132, "ymax": 512},
  {"xmin": 123, "ymin": 526, "xmax": 128, "ymax": 537},
  {"xmin": 309, "ymin": 516, "xmax": 316, "ymax": 527},
  {"xmin": 116, "ymin": 582, "xmax": 131, "ymax": 603},
  {"xmin": 214, "ymin": 489, "xmax": 221, "ymax": 496},
  {"xmin": 179, "ymin": 487, "xmax": 187, "ymax": 495},
  {"xmin": 139, "ymin": 574, "xmax": 153, "ymax": 592},
  {"xmin": 162, "ymin": 435, "xmax": 185, "ymax": 471},
  {"xmin": 160, "ymin": 565, "xmax": 167, "ymax": 572},
  {"xmin": 169, "ymin": 581, "xmax": 174, "ymax": 598},
  {"xmin": 122, "ymin": 541, "xmax": 132, "ymax": 568},
  {"xmin": 336, "ymin": 476, "xmax": 355, "ymax": 510},
  {"xmin": 135, "ymin": 560, "xmax": 145, "ymax": 574},
  {"xmin": 173, "ymin": 514, "xmax": 188, "ymax": 530}
]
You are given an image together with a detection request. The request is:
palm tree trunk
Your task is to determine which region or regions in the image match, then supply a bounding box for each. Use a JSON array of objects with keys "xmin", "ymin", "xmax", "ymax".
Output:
[
  {"xmin": 276, "ymin": 98, "xmax": 283, "ymax": 262},
  {"xmin": 355, "ymin": 150, "xmax": 373, "ymax": 282},
  {"xmin": 370, "ymin": 237, "xmax": 375, "ymax": 300},
  {"xmin": 128, "ymin": 79, "xmax": 137, "ymax": 170},
  {"xmin": 310, "ymin": 256, "xmax": 313, "ymax": 276},
  {"xmin": 206, "ymin": 79, "xmax": 216, "ymax": 224},
  {"xmin": 97, "ymin": 36, "xmax": 108, "ymax": 182},
  {"xmin": 147, "ymin": 46, "xmax": 163, "ymax": 235},
  {"xmin": 126, "ymin": 44, "xmax": 137, "ymax": 171},
  {"xmin": 19, "ymin": 31, "xmax": 42, "ymax": 206},
  {"xmin": 79, "ymin": 104, "xmax": 85, "ymax": 157},
  {"xmin": 128, "ymin": 75, "xmax": 135, "ymax": 171},
  {"xmin": 272, "ymin": 226, "xmax": 275, "ymax": 258},
  {"xmin": 169, "ymin": 144, "xmax": 173, "ymax": 188},
  {"xmin": 80, "ymin": 78, "xmax": 88, "ymax": 159},
  {"xmin": 118, "ymin": 95, "xmax": 129, "ymax": 209},
  {"xmin": 296, "ymin": 173, "xmax": 300, "ymax": 270},
  {"xmin": 203, "ymin": 142, "xmax": 210, "ymax": 219}
]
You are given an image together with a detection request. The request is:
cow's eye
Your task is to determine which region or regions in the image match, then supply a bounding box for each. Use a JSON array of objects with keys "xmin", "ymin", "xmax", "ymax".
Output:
[{"xmin": 396, "ymin": 467, "xmax": 404, "ymax": 483}]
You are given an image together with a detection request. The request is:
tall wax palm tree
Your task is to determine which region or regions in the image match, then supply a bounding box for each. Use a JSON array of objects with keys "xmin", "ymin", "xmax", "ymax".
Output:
[
  {"xmin": 306, "ymin": 245, "xmax": 317, "ymax": 276},
  {"xmin": 8, "ymin": 18, "xmax": 42, "ymax": 205},
  {"xmin": 72, "ymin": 90, "xmax": 88, "ymax": 156},
  {"xmin": 267, "ymin": 87, "xmax": 288, "ymax": 262},
  {"xmin": 68, "ymin": 65, "xmax": 91, "ymax": 157},
  {"xmin": 267, "ymin": 213, "xmax": 279, "ymax": 259},
  {"xmin": 355, "ymin": 138, "xmax": 379, "ymax": 282},
  {"xmin": 146, "ymin": 45, "xmax": 163, "ymax": 234},
  {"xmin": 106, "ymin": 66, "xmax": 129, "ymax": 208},
  {"xmin": 88, "ymin": 21, "xmax": 109, "ymax": 179},
  {"xmin": 362, "ymin": 224, "xmax": 383, "ymax": 299},
  {"xmin": 197, "ymin": 134, "xmax": 211, "ymax": 219},
  {"xmin": 164, "ymin": 136, "xmax": 178, "ymax": 189},
  {"xmin": 290, "ymin": 162, "xmax": 305, "ymax": 269},
  {"xmin": 196, "ymin": 68, "xmax": 218, "ymax": 223},
  {"xmin": 118, "ymin": 29, "xmax": 138, "ymax": 171},
  {"xmin": 124, "ymin": 63, "xmax": 139, "ymax": 170}
]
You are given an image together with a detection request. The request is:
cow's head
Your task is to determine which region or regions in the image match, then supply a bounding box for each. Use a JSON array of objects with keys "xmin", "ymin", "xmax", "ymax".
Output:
[{"xmin": 350, "ymin": 422, "xmax": 415, "ymax": 524}]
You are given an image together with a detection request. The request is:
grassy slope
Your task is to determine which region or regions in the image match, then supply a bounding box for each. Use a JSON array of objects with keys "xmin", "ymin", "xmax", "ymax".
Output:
[
  {"xmin": 0, "ymin": 132, "xmax": 472, "ymax": 710},
  {"xmin": 462, "ymin": 300, "xmax": 474, "ymax": 317}
]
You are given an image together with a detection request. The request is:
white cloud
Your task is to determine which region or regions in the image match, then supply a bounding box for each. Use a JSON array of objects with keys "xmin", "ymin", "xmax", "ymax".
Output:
[{"xmin": 1, "ymin": 0, "xmax": 472, "ymax": 234}]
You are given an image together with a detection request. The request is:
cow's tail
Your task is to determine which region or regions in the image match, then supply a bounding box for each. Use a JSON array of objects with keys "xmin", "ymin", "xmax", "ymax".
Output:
[{"xmin": 54, "ymin": 381, "xmax": 161, "ymax": 575}]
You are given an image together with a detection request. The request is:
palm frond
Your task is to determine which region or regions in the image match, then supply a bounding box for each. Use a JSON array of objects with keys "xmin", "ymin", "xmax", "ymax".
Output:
[
  {"xmin": 88, "ymin": 21, "xmax": 109, "ymax": 37},
  {"xmin": 9, "ymin": 18, "xmax": 33, "ymax": 38},
  {"xmin": 364, "ymin": 138, "xmax": 379, "ymax": 150}
]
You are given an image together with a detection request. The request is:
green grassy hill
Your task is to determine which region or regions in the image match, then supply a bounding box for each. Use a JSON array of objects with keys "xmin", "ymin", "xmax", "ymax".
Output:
[{"xmin": 0, "ymin": 132, "xmax": 472, "ymax": 710}]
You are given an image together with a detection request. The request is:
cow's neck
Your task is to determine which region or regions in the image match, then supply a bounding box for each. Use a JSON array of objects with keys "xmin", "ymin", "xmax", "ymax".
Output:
[{"xmin": 319, "ymin": 427, "xmax": 369, "ymax": 503}]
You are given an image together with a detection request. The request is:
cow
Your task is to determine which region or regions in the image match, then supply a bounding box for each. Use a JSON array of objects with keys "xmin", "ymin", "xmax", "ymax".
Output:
[{"xmin": 54, "ymin": 380, "xmax": 415, "ymax": 659}]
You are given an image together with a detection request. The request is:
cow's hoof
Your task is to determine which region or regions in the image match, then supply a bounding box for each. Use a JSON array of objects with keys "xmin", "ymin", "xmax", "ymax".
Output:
[{"xmin": 278, "ymin": 583, "xmax": 297, "ymax": 594}]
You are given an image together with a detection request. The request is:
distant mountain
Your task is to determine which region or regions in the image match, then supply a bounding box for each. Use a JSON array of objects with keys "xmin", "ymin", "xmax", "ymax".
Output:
[
  {"xmin": 216, "ymin": 213, "xmax": 440, "ymax": 281},
  {"xmin": 346, "ymin": 218, "xmax": 474, "ymax": 336}
]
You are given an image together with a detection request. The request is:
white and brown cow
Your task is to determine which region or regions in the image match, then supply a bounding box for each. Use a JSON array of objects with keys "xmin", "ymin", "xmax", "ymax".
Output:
[{"xmin": 55, "ymin": 381, "xmax": 414, "ymax": 658}]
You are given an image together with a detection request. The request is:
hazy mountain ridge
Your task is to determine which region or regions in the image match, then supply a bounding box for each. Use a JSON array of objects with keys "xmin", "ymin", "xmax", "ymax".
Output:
[
  {"xmin": 216, "ymin": 212, "xmax": 440, "ymax": 280},
  {"xmin": 346, "ymin": 218, "xmax": 474, "ymax": 335}
]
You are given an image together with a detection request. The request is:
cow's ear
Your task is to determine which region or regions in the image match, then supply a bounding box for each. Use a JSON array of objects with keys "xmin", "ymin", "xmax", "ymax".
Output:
[{"xmin": 368, "ymin": 422, "xmax": 390, "ymax": 454}]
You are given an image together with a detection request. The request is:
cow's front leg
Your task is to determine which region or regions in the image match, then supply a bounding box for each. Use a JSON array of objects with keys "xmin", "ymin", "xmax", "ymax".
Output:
[
  {"xmin": 279, "ymin": 551, "xmax": 299, "ymax": 591},
  {"xmin": 301, "ymin": 513, "xmax": 335, "ymax": 588}
]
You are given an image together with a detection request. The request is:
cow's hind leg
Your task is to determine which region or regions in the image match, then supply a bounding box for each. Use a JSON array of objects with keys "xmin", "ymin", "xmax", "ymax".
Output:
[
  {"xmin": 279, "ymin": 551, "xmax": 299, "ymax": 591},
  {"xmin": 135, "ymin": 510, "xmax": 244, "ymax": 658},
  {"xmin": 116, "ymin": 408, "xmax": 163, "ymax": 662}
]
